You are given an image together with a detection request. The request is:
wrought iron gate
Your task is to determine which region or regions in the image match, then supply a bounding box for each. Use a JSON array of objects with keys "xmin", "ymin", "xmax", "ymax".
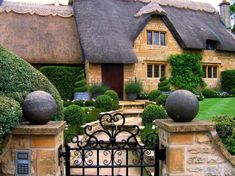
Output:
[{"xmin": 61, "ymin": 113, "xmax": 165, "ymax": 176}]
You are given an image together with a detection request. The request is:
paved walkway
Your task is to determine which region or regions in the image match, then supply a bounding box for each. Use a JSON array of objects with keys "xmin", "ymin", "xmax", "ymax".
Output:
[{"xmin": 69, "ymin": 101, "xmax": 152, "ymax": 176}]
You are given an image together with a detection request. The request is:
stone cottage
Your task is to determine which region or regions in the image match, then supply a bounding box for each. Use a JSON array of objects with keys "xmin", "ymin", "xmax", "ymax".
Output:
[{"xmin": 0, "ymin": 0, "xmax": 235, "ymax": 98}]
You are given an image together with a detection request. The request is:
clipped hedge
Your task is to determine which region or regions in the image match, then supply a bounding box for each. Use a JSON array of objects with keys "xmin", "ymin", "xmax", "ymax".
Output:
[
  {"xmin": 221, "ymin": 70, "xmax": 235, "ymax": 93},
  {"xmin": 202, "ymin": 88, "xmax": 218, "ymax": 98},
  {"xmin": 149, "ymin": 90, "xmax": 162, "ymax": 101},
  {"xmin": 0, "ymin": 96, "xmax": 22, "ymax": 153},
  {"xmin": 213, "ymin": 116, "xmax": 235, "ymax": 155},
  {"xmin": 64, "ymin": 105, "xmax": 86, "ymax": 125},
  {"xmin": 142, "ymin": 104, "xmax": 166, "ymax": 125},
  {"xmin": 156, "ymin": 94, "xmax": 168, "ymax": 106},
  {"xmin": 0, "ymin": 46, "xmax": 63, "ymax": 120},
  {"xmin": 74, "ymin": 70, "xmax": 88, "ymax": 93},
  {"xmin": 40, "ymin": 66, "xmax": 82, "ymax": 100},
  {"xmin": 94, "ymin": 95, "xmax": 113, "ymax": 111}
]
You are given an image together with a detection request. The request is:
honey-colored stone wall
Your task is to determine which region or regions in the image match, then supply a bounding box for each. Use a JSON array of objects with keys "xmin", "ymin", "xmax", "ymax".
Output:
[
  {"xmin": 134, "ymin": 17, "xmax": 235, "ymax": 92},
  {"xmin": 134, "ymin": 17, "xmax": 182, "ymax": 92},
  {"xmin": 156, "ymin": 119, "xmax": 235, "ymax": 176},
  {"xmin": 86, "ymin": 61, "xmax": 102, "ymax": 85},
  {"xmin": 0, "ymin": 121, "xmax": 66, "ymax": 176},
  {"xmin": 87, "ymin": 17, "xmax": 235, "ymax": 96}
]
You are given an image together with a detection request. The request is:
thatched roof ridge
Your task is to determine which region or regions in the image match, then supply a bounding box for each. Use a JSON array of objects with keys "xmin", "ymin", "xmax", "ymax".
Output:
[
  {"xmin": 135, "ymin": 2, "xmax": 166, "ymax": 17},
  {"xmin": 0, "ymin": 1, "xmax": 73, "ymax": 17},
  {"xmin": 138, "ymin": 0, "xmax": 217, "ymax": 13},
  {"xmin": 73, "ymin": 0, "xmax": 150, "ymax": 64}
]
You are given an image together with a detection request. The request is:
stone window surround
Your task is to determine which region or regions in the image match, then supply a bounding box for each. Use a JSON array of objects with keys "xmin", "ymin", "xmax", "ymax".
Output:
[
  {"xmin": 146, "ymin": 30, "xmax": 167, "ymax": 46},
  {"xmin": 146, "ymin": 61, "xmax": 168, "ymax": 78},
  {"xmin": 202, "ymin": 63, "xmax": 221, "ymax": 79}
]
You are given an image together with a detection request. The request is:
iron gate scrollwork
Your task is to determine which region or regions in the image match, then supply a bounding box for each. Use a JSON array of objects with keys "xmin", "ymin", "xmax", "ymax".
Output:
[{"xmin": 62, "ymin": 113, "xmax": 165, "ymax": 176}]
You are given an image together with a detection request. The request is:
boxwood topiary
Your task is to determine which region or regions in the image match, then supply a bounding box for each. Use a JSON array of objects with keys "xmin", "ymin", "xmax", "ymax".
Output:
[
  {"xmin": 0, "ymin": 96, "xmax": 22, "ymax": 153},
  {"xmin": 156, "ymin": 94, "xmax": 168, "ymax": 106},
  {"xmin": 64, "ymin": 105, "xmax": 86, "ymax": 125},
  {"xmin": 104, "ymin": 90, "xmax": 119, "ymax": 101},
  {"xmin": 0, "ymin": 46, "xmax": 63, "ymax": 120},
  {"xmin": 94, "ymin": 95, "xmax": 113, "ymax": 111},
  {"xmin": 149, "ymin": 90, "xmax": 162, "ymax": 101},
  {"xmin": 74, "ymin": 70, "xmax": 88, "ymax": 93},
  {"xmin": 142, "ymin": 104, "xmax": 166, "ymax": 125}
]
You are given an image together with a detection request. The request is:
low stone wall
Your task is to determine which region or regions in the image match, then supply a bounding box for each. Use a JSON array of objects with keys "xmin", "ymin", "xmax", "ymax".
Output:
[
  {"xmin": 156, "ymin": 119, "xmax": 235, "ymax": 176},
  {"xmin": 0, "ymin": 121, "xmax": 66, "ymax": 176}
]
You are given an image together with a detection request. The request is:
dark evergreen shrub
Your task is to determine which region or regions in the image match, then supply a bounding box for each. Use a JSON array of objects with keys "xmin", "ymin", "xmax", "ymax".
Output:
[
  {"xmin": 0, "ymin": 46, "xmax": 63, "ymax": 120},
  {"xmin": 149, "ymin": 90, "xmax": 162, "ymax": 101},
  {"xmin": 156, "ymin": 94, "xmax": 168, "ymax": 106},
  {"xmin": 0, "ymin": 96, "xmax": 22, "ymax": 153},
  {"xmin": 142, "ymin": 104, "xmax": 166, "ymax": 125},
  {"xmin": 40, "ymin": 66, "xmax": 82, "ymax": 100},
  {"xmin": 221, "ymin": 70, "xmax": 235, "ymax": 93},
  {"xmin": 63, "ymin": 101, "xmax": 73, "ymax": 107},
  {"xmin": 90, "ymin": 84, "xmax": 108, "ymax": 95},
  {"xmin": 74, "ymin": 100, "xmax": 85, "ymax": 106},
  {"xmin": 230, "ymin": 88, "xmax": 235, "ymax": 95},
  {"xmin": 84, "ymin": 100, "xmax": 95, "ymax": 106},
  {"xmin": 94, "ymin": 95, "xmax": 113, "ymax": 111},
  {"xmin": 202, "ymin": 88, "xmax": 218, "ymax": 98}
]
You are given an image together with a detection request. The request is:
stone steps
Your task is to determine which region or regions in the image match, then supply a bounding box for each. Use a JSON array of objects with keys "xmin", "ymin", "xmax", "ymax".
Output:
[
  {"xmin": 119, "ymin": 100, "xmax": 147, "ymax": 110},
  {"xmin": 122, "ymin": 108, "xmax": 144, "ymax": 118}
]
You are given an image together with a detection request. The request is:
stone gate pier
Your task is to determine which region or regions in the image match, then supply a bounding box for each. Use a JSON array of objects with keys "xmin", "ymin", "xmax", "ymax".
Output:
[
  {"xmin": 156, "ymin": 119, "xmax": 235, "ymax": 176},
  {"xmin": 0, "ymin": 121, "xmax": 66, "ymax": 176}
]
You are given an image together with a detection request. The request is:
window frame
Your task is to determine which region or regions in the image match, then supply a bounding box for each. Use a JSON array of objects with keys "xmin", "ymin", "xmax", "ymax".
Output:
[
  {"xmin": 146, "ymin": 30, "xmax": 166, "ymax": 46},
  {"xmin": 147, "ymin": 62, "xmax": 167, "ymax": 78},
  {"xmin": 202, "ymin": 64, "xmax": 220, "ymax": 79}
]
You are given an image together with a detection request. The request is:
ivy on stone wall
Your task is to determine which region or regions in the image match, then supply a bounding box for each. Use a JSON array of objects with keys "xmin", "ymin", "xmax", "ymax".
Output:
[{"xmin": 169, "ymin": 53, "xmax": 205, "ymax": 92}]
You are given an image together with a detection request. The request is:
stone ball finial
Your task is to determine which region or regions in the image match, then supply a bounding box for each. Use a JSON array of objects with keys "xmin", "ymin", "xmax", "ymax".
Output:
[
  {"xmin": 165, "ymin": 90, "xmax": 199, "ymax": 122},
  {"xmin": 23, "ymin": 91, "xmax": 57, "ymax": 124}
]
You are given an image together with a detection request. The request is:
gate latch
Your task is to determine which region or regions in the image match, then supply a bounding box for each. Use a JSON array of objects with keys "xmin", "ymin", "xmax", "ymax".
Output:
[{"xmin": 158, "ymin": 147, "xmax": 166, "ymax": 161}]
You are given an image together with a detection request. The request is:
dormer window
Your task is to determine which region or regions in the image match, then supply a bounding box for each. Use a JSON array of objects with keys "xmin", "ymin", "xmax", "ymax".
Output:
[
  {"xmin": 206, "ymin": 40, "xmax": 216, "ymax": 50},
  {"xmin": 147, "ymin": 31, "xmax": 166, "ymax": 46}
]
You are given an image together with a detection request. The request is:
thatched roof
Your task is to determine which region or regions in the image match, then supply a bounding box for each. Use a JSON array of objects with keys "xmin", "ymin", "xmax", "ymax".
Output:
[
  {"xmin": 73, "ymin": 0, "xmax": 235, "ymax": 64},
  {"xmin": 161, "ymin": 6, "xmax": 235, "ymax": 51},
  {"xmin": 0, "ymin": 1, "xmax": 82, "ymax": 64},
  {"xmin": 73, "ymin": 0, "xmax": 150, "ymax": 64}
]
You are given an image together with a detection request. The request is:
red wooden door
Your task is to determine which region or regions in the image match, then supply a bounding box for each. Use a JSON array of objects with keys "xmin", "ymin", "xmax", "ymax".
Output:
[{"xmin": 102, "ymin": 64, "xmax": 124, "ymax": 99}]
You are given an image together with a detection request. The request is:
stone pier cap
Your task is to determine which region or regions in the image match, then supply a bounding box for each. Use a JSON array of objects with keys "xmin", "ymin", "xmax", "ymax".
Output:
[
  {"xmin": 12, "ymin": 121, "xmax": 66, "ymax": 135},
  {"xmin": 155, "ymin": 119, "xmax": 215, "ymax": 133}
]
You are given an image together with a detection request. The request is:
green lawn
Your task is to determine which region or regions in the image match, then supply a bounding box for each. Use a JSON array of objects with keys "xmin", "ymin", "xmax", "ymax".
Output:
[{"xmin": 197, "ymin": 97, "xmax": 235, "ymax": 120}]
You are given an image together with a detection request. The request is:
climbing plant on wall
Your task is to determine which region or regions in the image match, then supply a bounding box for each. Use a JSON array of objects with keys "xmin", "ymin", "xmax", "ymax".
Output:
[{"xmin": 169, "ymin": 53, "xmax": 205, "ymax": 92}]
